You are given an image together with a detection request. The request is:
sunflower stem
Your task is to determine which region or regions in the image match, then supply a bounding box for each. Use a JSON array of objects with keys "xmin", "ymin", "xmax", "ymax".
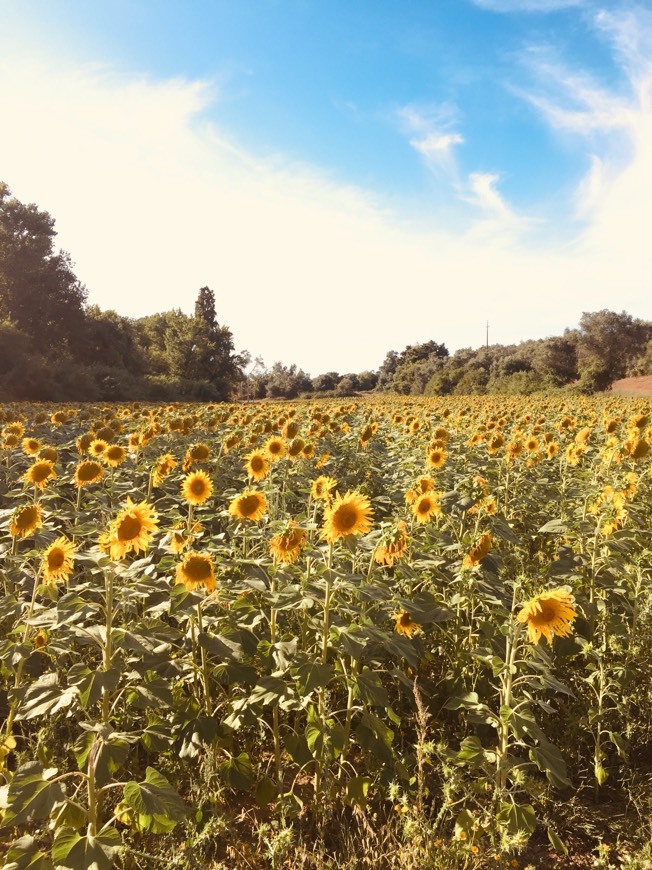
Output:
[
  {"xmin": 196, "ymin": 600, "xmax": 211, "ymax": 715},
  {"xmin": 102, "ymin": 568, "xmax": 115, "ymax": 726}
]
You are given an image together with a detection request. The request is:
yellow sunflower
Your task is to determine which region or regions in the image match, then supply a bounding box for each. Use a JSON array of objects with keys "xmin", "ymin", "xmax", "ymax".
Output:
[
  {"xmin": 322, "ymin": 491, "xmax": 374, "ymax": 542},
  {"xmin": 100, "ymin": 497, "xmax": 158, "ymax": 560},
  {"xmin": 23, "ymin": 459, "xmax": 56, "ymax": 490},
  {"xmin": 265, "ymin": 436, "xmax": 286, "ymax": 461},
  {"xmin": 76, "ymin": 433, "xmax": 93, "ymax": 454},
  {"xmin": 38, "ymin": 446, "xmax": 58, "ymax": 463},
  {"xmin": 287, "ymin": 437, "xmax": 305, "ymax": 460},
  {"xmin": 104, "ymin": 444, "xmax": 127, "ymax": 467},
  {"xmin": 182, "ymin": 442, "xmax": 211, "ymax": 471},
  {"xmin": 42, "ymin": 536, "xmax": 76, "ymax": 584},
  {"xmin": 229, "ymin": 490, "xmax": 267, "ymax": 522},
  {"xmin": 10, "ymin": 503, "xmax": 43, "ymax": 539},
  {"xmin": 269, "ymin": 522, "xmax": 307, "ymax": 564},
  {"xmin": 311, "ymin": 475, "xmax": 337, "ymax": 501},
  {"xmin": 176, "ymin": 552, "xmax": 217, "ymax": 593},
  {"xmin": 152, "ymin": 453, "xmax": 177, "ymax": 487},
  {"xmin": 89, "ymin": 438, "xmax": 108, "ymax": 458},
  {"xmin": 181, "ymin": 470, "xmax": 214, "ymax": 506},
  {"xmin": 21, "ymin": 437, "xmax": 41, "ymax": 455},
  {"xmin": 516, "ymin": 587, "xmax": 577, "ymax": 645},
  {"xmin": 411, "ymin": 493, "xmax": 442, "ymax": 524},
  {"xmin": 462, "ymin": 533, "xmax": 492, "ymax": 569},
  {"xmin": 74, "ymin": 460, "xmax": 104, "ymax": 488},
  {"xmin": 244, "ymin": 450, "xmax": 270, "ymax": 482},
  {"xmin": 394, "ymin": 610, "xmax": 421, "ymax": 638},
  {"xmin": 375, "ymin": 521, "xmax": 409, "ymax": 567},
  {"xmin": 426, "ymin": 447, "xmax": 447, "ymax": 470}
]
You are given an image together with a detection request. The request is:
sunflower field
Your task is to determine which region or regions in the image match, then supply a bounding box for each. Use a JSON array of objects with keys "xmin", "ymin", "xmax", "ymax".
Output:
[{"xmin": 1, "ymin": 396, "xmax": 651, "ymax": 869}]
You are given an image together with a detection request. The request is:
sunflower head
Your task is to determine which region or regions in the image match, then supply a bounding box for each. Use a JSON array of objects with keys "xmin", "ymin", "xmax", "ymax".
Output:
[
  {"xmin": 89, "ymin": 439, "xmax": 109, "ymax": 458},
  {"xmin": 10, "ymin": 503, "xmax": 43, "ymax": 539},
  {"xmin": 152, "ymin": 453, "xmax": 177, "ymax": 487},
  {"xmin": 412, "ymin": 493, "xmax": 442, "ymax": 524},
  {"xmin": 104, "ymin": 444, "xmax": 127, "ymax": 467},
  {"xmin": 42, "ymin": 536, "xmax": 76, "ymax": 584},
  {"xmin": 244, "ymin": 451, "xmax": 270, "ymax": 482},
  {"xmin": 394, "ymin": 610, "xmax": 421, "ymax": 638},
  {"xmin": 265, "ymin": 437, "xmax": 286, "ymax": 461},
  {"xmin": 516, "ymin": 587, "xmax": 577, "ymax": 645},
  {"xmin": 426, "ymin": 448, "xmax": 447, "ymax": 470},
  {"xmin": 181, "ymin": 470, "xmax": 214, "ymax": 506},
  {"xmin": 24, "ymin": 460, "xmax": 56, "ymax": 490},
  {"xmin": 100, "ymin": 498, "xmax": 158, "ymax": 560},
  {"xmin": 22, "ymin": 437, "xmax": 41, "ymax": 455},
  {"xmin": 322, "ymin": 491, "xmax": 374, "ymax": 542},
  {"xmin": 74, "ymin": 460, "xmax": 104, "ymax": 488},
  {"xmin": 375, "ymin": 521, "xmax": 409, "ymax": 567},
  {"xmin": 38, "ymin": 446, "xmax": 58, "ymax": 463},
  {"xmin": 269, "ymin": 522, "xmax": 307, "ymax": 564},
  {"xmin": 229, "ymin": 490, "xmax": 267, "ymax": 523},
  {"xmin": 176, "ymin": 552, "xmax": 217, "ymax": 593},
  {"xmin": 463, "ymin": 533, "xmax": 492, "ymax": 569},
  {"xmin": 311, "ymin": 475, "xmax": 337, "ymax": 501}
]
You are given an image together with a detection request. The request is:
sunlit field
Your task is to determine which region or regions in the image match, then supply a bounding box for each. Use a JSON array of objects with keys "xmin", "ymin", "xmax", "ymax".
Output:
[{"xmin": 1, "ymin": 396, "xmax": 651, "ymax": 869}]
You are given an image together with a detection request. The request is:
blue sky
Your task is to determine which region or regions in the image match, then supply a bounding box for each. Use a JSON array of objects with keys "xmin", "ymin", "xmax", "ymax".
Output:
[{"xmin": 1, "ymin": 1, "xmax": 651, "ymax": 375}]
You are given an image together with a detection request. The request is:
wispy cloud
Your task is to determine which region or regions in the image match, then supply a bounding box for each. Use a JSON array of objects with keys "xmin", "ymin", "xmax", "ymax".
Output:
[{"xmin": 397, "ymin": 102, "xmax": 464, "ymax": 172}]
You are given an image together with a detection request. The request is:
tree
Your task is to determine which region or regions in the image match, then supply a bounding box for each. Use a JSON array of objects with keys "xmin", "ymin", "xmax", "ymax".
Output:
[
  {"xmin": 0, "ymin": 181, "xmax": 87, "ymax": 349},
  {"xmin": 577, "ymin": 310, "xmax": 651, "ymax": 390}
]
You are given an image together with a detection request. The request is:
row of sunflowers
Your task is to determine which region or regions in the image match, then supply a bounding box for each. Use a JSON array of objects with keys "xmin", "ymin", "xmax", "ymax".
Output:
[{"xmin": 1, "ymin": 395, "xmax": 651, "ymax": 868}]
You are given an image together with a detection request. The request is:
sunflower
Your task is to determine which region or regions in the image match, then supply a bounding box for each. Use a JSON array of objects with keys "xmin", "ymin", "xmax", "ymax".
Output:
[
  {"xmin": 181, "ymin": 470, "xmax": 213, "ymax": 506},
  {"xmin": 23, "ymin": 459, "xmax": 56, "ymax": 490},
  {"xmin": 167, "ymin": 520, "xmax": 203, "ymax": 554},
  {"xmin": 405, "ymin": 476, "xmax": 435, "ymax": 505},
  {"xmin": 311, "ymin": 475, "xmax": 337, "ymax": 501},
  {"xmin": 624, "ymin": 437, "xmax": 650, "ymax": 460},
  {"xmin": 244, "ymin": 450, "xmax": 270, "ymax": 482},
  {"xmin": 375, "ymin": 521, "xmax": 409, "ymax": 567},
  {"xmin": 426, "ymin": 447, "xmax": 447, "ymax": 469},
  {"xmin": 89, "ymin": 438, "xmax": 108, "ymax": 458},
  {"xmin": 76, "ymin": 433, "xmax": 93, "ymax": 454},
  {"xmin": 182, "ymin": 442, "xmax": 211, "ymax": 471},
  {"xmin": 301, "ymin": 443, "xmax": 315, "ymax": 459},
  {"xmin": 38, "ymin": 446, "xmax": 58, "ymax": 463},
  {"xmin": 516, "ymin": 587, "xmax": 577, "ymax": 645},
  {"xmin": 3, "ymin": 433, "xmax": 19, "ymax": 448},
  {"xmin": 229, "ymin": 490, "xmax": 267, "ymax": 522},
  {"xmin": 269, "ymin": 522, "xmax": 307, "ymax": 564},
  {"xmin": 287, "ymin": 437, "xmax": 305, "ymax": 460},
  {"xmin": 176, "ymin": 552, "xmax": 217, "ymax": 593},
  {"xmin": 22, "ymin": 437, "xmax": 41, "ymax": 455},
  {"xmin": 462, "ymin": 533, "xmax": 492, "ymax": 569},
  {"xmin": 10, "ymin": 503, "xmax": 43, "ymax": 539},
  {"xmin": 411, "ymin": 493, "xmax": 442, "ymax": 524},
  {"xmin": 74, "ymin": 460, "xmax": 104, "ymax": 487},
  {"xmin": 100, "ymin": 498, "xmax": 158, "ymax": 560},
  {"xmin": 394, "ymin": 610, "xmax": 421, "ymax": 638},
  {"xmin": 42, "ymin": 536, "xmax": 76, "ymax": 584},
  {"xmin": 265, "ymin": 436, "xmax": 286, "ymax": 461},
  {"xmin": 104, "ymin": 444, "xmax": 127, "ymax": 467},
  {"xmin": 359, "ymin": 424, "xmax": 375, "ymax": 448},
  {"xmin": 322, "ymin": 491, "xmax": 374, "ymax": 542},
  {"xmin": 152, "ymin": 453, "xmax": 177, "ymax": 487}
]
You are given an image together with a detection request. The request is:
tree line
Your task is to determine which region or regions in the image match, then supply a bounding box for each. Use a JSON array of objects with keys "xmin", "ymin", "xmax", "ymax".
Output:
[{"xmin": 2, "ymin": 180, "xmax": 651, "ymax": 402}]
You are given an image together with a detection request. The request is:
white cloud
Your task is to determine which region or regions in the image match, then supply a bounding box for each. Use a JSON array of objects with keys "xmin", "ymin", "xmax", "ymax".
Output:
[{"xmin": 397, "ymin": 102, "xmax": 464, "ymax": 173}]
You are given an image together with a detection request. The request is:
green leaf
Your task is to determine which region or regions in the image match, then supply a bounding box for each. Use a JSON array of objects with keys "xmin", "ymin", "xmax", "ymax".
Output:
[
  {"xmin": 3, "ymin": 834, "xmax": 55, "ymax": 869},
  {"xmin": 218, "ymin": 753, "xmax": 253, "ymax": 791},
  {"xmin": 497, "ymin": 802, "xmax": 536, "ymax": 835},
  {"xmin": 255, "ymin": 776, "xmax": 277, "ymax": 807},
  {"xmin": 67, "ymin": 665, "xmax": 121, "ymax": 710},
  {"xmin": 51, "ymin": 826, "xmax": 121, "ymax": 870},
  {"xmin": 342, "ymin": 776, "xmax": 372, "ymax": 809},
  {"xmin": 293, "ymin": 661, "xmax": 334, "ymax": 695},
  {"xmin": 529, "ymin": 740, "xmax": 571, "ymax": 789},
  {"xmin": 284, "ymin": 733, "xmax": 313, "ymax": 767},
  {"xmin": 355, "ymin": 669, "xmax": 389, "ymax": 707},
  {"xmin": 548, "ymin": 828, "xmax": 568, "ymax": 855},
  {"xmin": 0, "ymin": 762, "xmax": 65, "ymax": 829},
  {"xmin": 538, "ymin": 519, "xmax": 568, "ymax": 534},
  {"xmin": 456, "ymin": 736, "xmax": 486, "ymax": 768},
  {"xmin": 123, "ymin": 767, "xmax": 186, "ymax": 827},
  {"xmin": 14, "ymin": 673, "xmax": 77, "ymax": 720}
]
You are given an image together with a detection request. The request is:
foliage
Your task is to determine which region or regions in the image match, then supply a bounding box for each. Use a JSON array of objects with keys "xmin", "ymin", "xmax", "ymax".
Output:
[{"xmin": 0, "ymin": 394, "xmax": 651, "ymax": 868}]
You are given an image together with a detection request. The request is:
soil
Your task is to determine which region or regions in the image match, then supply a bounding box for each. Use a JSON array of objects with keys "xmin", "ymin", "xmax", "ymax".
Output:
[{"xmin": 609, "ymin": 376, "xmax": 652, "ymax": 396}]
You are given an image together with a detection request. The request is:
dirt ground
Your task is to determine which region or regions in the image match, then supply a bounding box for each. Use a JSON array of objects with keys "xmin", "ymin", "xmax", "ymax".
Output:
[{"xmin": 609, "ymin": 376, "xmax": 652, "ymax": 396}]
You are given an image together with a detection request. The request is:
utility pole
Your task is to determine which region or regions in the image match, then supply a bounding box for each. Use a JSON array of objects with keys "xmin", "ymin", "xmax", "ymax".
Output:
[{"xmin": 486, "ymin": 321, "xmax": 489, "ymax": 348}]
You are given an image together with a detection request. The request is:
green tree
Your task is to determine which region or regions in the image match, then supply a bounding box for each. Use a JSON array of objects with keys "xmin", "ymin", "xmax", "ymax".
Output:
[
  {"xmin": 0, "ymin": 181, "xmax": 87, "ymax": 348},
  {"xmin": 577, "ymin": 310, "xmax": 651, "ymax": 391}
]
